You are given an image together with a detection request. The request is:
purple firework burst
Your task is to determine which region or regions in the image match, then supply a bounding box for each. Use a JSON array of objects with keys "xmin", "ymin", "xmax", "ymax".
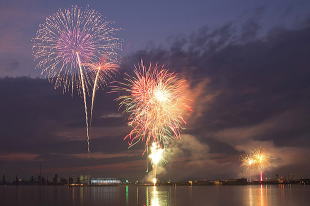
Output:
[{"xmin": 33, "ymin": 5, "xmax": 121, "ymax": 94}]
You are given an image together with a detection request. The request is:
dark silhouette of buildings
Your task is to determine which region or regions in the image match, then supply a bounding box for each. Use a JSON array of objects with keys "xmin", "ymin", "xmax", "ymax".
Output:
[
  {"xmin": 0, "ymin": 173, "xmax": 309, "ymax": 186},
  {"xmin": 2, "ymin": 175, "xmax": 6, "ymax": 185}
]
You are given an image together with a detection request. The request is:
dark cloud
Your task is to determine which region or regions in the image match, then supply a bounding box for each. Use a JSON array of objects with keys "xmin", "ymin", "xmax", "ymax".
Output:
[{"xmin": 0, "ymin": 77, "xmax": 142, "ymax": 178}]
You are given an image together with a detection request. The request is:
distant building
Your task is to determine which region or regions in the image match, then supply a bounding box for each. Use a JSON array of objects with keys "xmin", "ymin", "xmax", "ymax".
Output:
[
  {"xmin": 90, "ymin": 178, "xmax": 122, "ymax": 185},
  {"xmin": 79, "ymin": 175, "xmax": 91, "ymax": 184},
  {"xmin": 2, "ymin": 175, "xmax": 6, "ymax": 184},
  {"xmin": 68, "ymin": 177, "xmax": 74, "ymax": 184},
  {"xmin": 53, "ymin": 174, "xmax": 59, "ymax": 184}
]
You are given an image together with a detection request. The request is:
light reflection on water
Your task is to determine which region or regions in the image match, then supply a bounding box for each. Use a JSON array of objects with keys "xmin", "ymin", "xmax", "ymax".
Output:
[
  {"xmin": 146, "ymin": 186, "xmax": 169, "ymax": 206},
  {"xmin": 248, "ymin": 185, "xmax": 269, "ymax": 206},
  {"xmin": 0, "ymin": 184, "xmax": 309, "ymax": 206}
]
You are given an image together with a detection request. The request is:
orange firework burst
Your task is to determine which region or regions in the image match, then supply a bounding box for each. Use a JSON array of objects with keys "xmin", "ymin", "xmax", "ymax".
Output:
[{"xmin": 115, "ymin": 61, "xmax": 192, "ymax": 147}]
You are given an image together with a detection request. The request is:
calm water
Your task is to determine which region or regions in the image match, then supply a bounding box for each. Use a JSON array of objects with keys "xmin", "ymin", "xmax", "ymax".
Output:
[{"xmin": 0, "ymin": 185, "xmax": 309, "ymax": 206}]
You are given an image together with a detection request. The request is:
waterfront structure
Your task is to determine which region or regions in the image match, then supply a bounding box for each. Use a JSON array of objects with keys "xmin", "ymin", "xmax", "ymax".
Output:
[{"xmin": 90, "ymin": 178, "xmax": 122, "ymax": 185}]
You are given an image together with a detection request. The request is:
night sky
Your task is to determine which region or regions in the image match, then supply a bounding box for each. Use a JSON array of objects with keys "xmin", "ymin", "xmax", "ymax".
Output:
[{"xmin": 1, "ymin": 0, "xmax": 310, "ymax": 181}]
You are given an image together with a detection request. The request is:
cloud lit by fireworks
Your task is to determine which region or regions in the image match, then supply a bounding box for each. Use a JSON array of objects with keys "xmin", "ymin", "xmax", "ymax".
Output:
[
  {"xmin": 32, "ymin": 6, "xmax": 121, "ymax": 152},
  {"xmin": 115, "ymin": 61, "xmax": 192, "ymax": 148}
]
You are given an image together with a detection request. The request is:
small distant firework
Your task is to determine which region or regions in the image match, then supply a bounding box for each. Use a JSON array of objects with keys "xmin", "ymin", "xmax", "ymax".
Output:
[
  {"xmin": 242, "ymin": 148, "xmax": 270, "ymax": 182},
  {"xmin": 33, "ymin": 6, "xmax": 120, "ymax": 152},
  {"xmin": 149, "ymin": 142, "xmax": 164, "ymax": 185},
  {"xmin": 242, "ymin": 155, "xmax": 255, "ymax": 182},
  {"xmin": 116, "ymin": 61, "xmax": 192, "ymax": 148},
  {"xmin": 253, "ymin": 149, "xmax": 269, "ymax": 181}
]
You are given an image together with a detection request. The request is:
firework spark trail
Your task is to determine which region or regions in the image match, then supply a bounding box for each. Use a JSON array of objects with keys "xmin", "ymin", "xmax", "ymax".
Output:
[
  {"xmin": 92, "ymin": 69, "xmax": 102, "ymax": 123},
  {"xmin": 76, "ymin": 52, "xmax": 90, "ymax": 152},
  {"xmin": 33, "ymin": 6, "xmax": 121, "ymax": 151},
  {"xmin": 83, "ymin": 58, "xmax": 119, "ymax": 126},
  {"xmin": 115, "ymin": 62, "xmax": 192, "ymax": 148},
  {"xmin": 91, "ymin": 69, "xmax": 101, "ymax": 124}
]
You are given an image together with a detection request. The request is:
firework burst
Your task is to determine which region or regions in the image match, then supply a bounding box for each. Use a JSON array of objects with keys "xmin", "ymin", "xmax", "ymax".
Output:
[
  {"xmin": 242, "ymin": 148, "xmax": 270, "ymax": 182},
  {"xmin": 33, "ymin": 6, "xmax": 121, "ymax": 152},
  {"xmin": 115, "ymin": 61, "xmax": 192, "ymax": 148},
  {"xmin": 33, "ymin": 6, "xmax": 120, "ymax": 93}
]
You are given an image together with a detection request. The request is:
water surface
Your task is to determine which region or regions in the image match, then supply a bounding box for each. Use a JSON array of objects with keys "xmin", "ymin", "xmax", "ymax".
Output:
[{"xmin": 0, "ymin": 185, "xmax": 309, "ymax": 206}]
